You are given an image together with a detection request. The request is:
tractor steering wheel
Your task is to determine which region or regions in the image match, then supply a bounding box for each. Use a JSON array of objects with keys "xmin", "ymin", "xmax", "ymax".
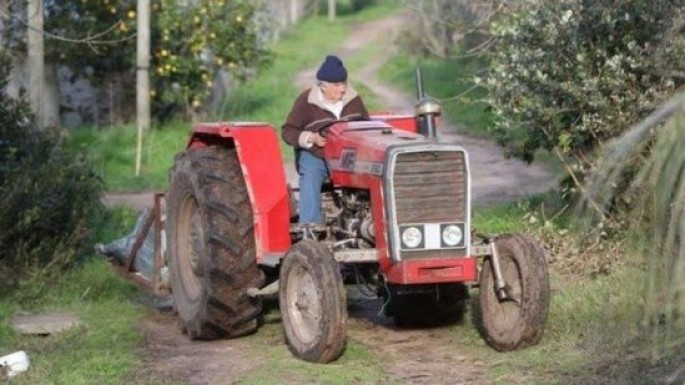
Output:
[{"xmin": 315, "ymin": 115, "xmax": 369, "ymax": 138}]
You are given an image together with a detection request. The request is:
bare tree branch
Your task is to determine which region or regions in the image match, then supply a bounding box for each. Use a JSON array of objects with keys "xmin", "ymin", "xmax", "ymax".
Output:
[{"xmin": 0, "ymin": 3, "xmax": 136, "ymax": 47}]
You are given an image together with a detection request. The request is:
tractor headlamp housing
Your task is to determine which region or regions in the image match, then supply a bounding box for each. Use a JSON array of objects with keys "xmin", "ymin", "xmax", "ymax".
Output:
[
  {"xmin": 398, "ymin": 223, "xmax": 466, "ymax": 251},
  {"xmin": 441, "ymin": 224, "xmax": 463, "ymax": 247},
  {"xmin": 401, "ymin": 226, "xmax": 423, "ymax": 249}
]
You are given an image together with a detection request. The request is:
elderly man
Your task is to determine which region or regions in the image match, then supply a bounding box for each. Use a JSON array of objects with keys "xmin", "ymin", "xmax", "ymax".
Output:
[{"xmin": 282, "ymin": 55, "xmax": 369, "ymax": 224}]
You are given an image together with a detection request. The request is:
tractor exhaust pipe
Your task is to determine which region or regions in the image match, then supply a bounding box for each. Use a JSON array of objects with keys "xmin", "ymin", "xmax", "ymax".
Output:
[
  {"xmin": 414, "ymin": 67, "xmax": 441, "ymax": 140},
  {"xmin": 415, "ymin": 67, "xmax": 424, "ymax": 100}
]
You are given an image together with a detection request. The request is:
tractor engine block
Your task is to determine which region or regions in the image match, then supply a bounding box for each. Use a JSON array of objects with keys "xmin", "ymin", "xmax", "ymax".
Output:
[{"xmin": 323, "ymin": 188, "xmax": 374, "ymax": 249}]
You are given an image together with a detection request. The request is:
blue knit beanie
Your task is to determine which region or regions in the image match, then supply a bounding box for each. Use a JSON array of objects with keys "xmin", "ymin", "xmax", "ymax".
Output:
[{"xmin": 316, "ymin": 55, "xmax": 347, "ymax": 82}]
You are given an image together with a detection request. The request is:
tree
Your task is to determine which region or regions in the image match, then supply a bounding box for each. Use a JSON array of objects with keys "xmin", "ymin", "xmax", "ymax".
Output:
[
  {"xmin": 152, "ymin": 0, "xmax": 271, "ymax": 119},
  {"xmin": 484, "ymin": 0, "xmax": 682, "ymax": 163},
  {"xmin": 1, "ymin": 0, "xmax": 272, "ymax": 122},
  {"xmin": 400, "ymin": 0, "xmax": 502, "ymax": 58}
]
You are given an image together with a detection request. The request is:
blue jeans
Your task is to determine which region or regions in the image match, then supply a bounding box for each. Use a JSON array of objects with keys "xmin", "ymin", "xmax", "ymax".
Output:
[{"xmin": 297, "ymin": 151, "xmax": 329, "ymax": 224}]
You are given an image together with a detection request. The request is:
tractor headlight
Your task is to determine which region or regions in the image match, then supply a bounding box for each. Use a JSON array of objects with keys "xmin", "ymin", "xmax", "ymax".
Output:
[
  {"xmin": 401, "ymin": 226, "xmax": 423, "ymax": 249},
  {"xmin": 441, "ymin": 224, "xmax": 463, "ymax": 247}
]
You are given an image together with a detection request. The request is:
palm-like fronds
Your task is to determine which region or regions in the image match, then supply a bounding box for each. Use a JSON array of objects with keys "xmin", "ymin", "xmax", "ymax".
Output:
[{"xmin": 581, "ymin": 92, "xmax": 685, "ymax": 356}]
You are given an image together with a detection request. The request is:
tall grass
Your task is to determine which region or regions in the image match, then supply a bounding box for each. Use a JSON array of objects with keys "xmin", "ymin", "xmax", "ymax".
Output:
[{"xmin": 69, "ymin": 122, "xmax": 190, "ymax": 192}]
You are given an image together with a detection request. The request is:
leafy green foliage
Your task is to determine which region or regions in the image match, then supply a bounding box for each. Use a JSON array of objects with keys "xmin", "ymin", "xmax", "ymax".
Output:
[
  {"xmin": 485, "ymin": 0, "xmax": 682, "ymax": 162},
  {"xmin": 1, "ymin": 0, "xmax": 271, "ymax": 121},
  {"xmin": 2, "ymin": 0, "xmax": 138, "ymax": 78},
  {"xmin": 153, "ymin": 0, "xmax": 271, "ymax": 117},
  {"xmin": 0, "ymin": 51, "xmax": 104, "ymax": 290}
]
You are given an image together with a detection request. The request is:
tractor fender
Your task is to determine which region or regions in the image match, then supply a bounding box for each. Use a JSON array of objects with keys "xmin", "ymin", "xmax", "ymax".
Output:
[{"xmin": 187, "ymin": 122, "xmax": 291, "ymax": 264}]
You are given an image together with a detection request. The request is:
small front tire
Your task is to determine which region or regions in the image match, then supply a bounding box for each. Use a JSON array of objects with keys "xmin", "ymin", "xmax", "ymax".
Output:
[
  {"xmin": 279, "ymin": 240, "xmax": 347, "ymax": 363},
  {"xmin": 478, "ymin": 233, "xmax": 550, "ymax": 351}
]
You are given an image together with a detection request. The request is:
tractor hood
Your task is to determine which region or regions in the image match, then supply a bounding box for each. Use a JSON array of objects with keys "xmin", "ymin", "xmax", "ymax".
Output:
[{"xmin": 324, "ymin": 120, "xmax": 428, "ymax": 186}]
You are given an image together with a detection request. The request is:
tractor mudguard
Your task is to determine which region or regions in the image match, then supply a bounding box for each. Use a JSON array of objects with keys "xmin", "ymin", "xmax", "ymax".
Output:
[{"xmin": 187, "ymin": 122, "xmax": 292, "ymax": 264}]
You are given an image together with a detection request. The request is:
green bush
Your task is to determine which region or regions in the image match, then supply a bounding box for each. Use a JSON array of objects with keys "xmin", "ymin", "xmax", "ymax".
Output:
[
  {"xmin": 0, "ymin": 52, "xmax": 104, "ymax": 291},
  {"xmin": 484, "ymin": 0, "xmax": 682, "ymax": 163}
]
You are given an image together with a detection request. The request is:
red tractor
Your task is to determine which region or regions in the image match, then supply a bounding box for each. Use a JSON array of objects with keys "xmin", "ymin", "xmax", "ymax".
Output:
[{"xmin": 166, "ymin": 91, "xmax": 550, "ymax": 363}]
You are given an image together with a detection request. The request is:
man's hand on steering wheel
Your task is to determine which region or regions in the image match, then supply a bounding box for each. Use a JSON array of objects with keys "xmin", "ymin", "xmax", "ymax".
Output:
[{"xmin": 309, "ymin": 132, "xmax": 326, "ymax": 147}]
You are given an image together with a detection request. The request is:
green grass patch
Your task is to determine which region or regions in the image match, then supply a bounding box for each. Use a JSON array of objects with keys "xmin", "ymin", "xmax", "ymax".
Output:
[
  {"xmin": 69, "ymin": 123, "xmax": 190, "ymax": 192},
  {"xmin": 379, "ymin": 51, "xmax": 493, "ymax": 137},
  {"xmin": 0, "ymin": 207, "xmax": 145, "ymax": 384},
  {"xmin": 0, "ymin": 258, "xmax": 144, "ymax": 385}
]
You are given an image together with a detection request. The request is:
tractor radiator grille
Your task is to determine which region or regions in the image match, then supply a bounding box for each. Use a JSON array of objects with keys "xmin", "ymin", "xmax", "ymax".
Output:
[
  {"xmin": 392, "ymin": 151, "xmax": 467, "ymax": 223},
  {"xmin": 390, "ymin": 150, "xmax": 468, "ymax": 260}
]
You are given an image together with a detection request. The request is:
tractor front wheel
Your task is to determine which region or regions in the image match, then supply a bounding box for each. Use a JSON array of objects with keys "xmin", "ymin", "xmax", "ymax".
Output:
[
  {"xmin": 167, "ymin": 146, "xmax": 265, "ymax": 340},
  {"xmin": 279, "ymin": 240, "xmax": 347, "ymax": 363},
  {"xmin": 478, "ymin": 233, "xmax": 550, "ymax": 351}
]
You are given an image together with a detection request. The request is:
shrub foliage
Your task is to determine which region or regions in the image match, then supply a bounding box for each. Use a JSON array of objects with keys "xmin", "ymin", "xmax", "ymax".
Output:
[
  {"xmin": 484, "ymin": 0, "xmax": 683, "ymax": 162},
  {"xmin": 0, "ymin": 52, "xmax": 104, "ymax": 289}
]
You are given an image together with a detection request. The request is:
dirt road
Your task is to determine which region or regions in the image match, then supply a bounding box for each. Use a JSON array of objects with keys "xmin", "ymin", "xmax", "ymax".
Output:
[{"xmin": 114, "ymin": 12, "xmax": 556, "ymax": 385}]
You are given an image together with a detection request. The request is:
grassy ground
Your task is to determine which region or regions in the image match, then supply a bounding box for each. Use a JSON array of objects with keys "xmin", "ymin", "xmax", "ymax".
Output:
[
  {"xmin": 3, "ymin": 203, "xmax": 679, "ymax": 384},
  {"xmin": 0, "ymin": 208, "xmax": 144, "ymax": 385},
  {"xmin": 471, "ymin": 203, "xmax": 685, "ymax": 384}
]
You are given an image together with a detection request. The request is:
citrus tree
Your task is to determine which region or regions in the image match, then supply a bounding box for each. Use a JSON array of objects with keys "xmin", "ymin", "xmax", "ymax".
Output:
[
  {"xmin": 1, "ymin": 0, "xmax": 271, "ymax": 121},
  {"xmin": 153, "ymin": 0, "xmax": 271, "ymax": 118}
]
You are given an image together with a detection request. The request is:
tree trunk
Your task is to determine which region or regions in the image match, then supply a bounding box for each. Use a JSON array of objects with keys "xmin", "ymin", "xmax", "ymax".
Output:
[
  {"xmin": 136, "ymin": 0, "xmax": 151, "ymax": 176},
  {"xmin": 43, "ymin": 63, "xmax": 60, "ymax": 128},
  {"xmin": 328, "ymin": 0, "xmax": 336, "ymax": 21},
  {"xmin": 289, "ymin": 0, "xmax": 299, "ymax": 25},
  {"xmin": 28, "ymin": 0, "xmax": 44, "ymax": 129}
]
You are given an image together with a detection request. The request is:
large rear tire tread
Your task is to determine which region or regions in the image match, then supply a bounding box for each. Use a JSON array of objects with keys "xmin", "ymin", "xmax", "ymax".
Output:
[
  {"xmin": 478, "ymin": 233, "xmax": 550, "ymax": 351},
  {"xmin": 279, "ymin": 240, "xmax": 347, "ymax": 363},
  {"xmin": 168, "ymin": 146, "xmax": 265, "ymax": 340}
]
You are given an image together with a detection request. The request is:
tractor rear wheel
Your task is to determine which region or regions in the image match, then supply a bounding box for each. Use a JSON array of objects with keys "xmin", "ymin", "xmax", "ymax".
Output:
[
  {"xmin": 279, "ymin": 240, "xmax": 347, "ymax": 363},
  {"xmin": 387, "ymin": 283, "xmax": 470, "ymax": 327},
  {"xmin": 167, "ymin": 146, "xmax": 265, "ymax": 340},
  {"xmin": 478, "ymin": 233, "xmax": 550, "ymax": 351}
]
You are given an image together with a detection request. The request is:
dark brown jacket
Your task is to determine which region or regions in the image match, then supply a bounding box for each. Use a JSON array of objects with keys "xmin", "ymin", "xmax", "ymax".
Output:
[{"xmin": 282, "ymin": 85, "xmax": 369, "ymax": 158}]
